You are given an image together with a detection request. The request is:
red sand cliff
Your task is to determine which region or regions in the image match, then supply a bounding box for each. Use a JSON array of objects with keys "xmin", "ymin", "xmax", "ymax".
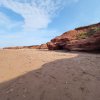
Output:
[
  {"xmin": 3, "ymin": 23, "xmax": 100, "ymax": 52},
  {"xmin": 47, "ymin": 23, "xmax": 100, "ymax": 51}
]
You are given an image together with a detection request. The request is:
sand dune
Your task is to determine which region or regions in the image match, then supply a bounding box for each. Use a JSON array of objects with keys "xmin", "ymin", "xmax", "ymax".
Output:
[{"xmin": 0, "ymin": 49, "xmax": 100, "ymax": 100}]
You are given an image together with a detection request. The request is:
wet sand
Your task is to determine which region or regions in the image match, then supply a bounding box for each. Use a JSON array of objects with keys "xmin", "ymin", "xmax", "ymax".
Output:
[{"xmin": 0, "ymin": 49, "xmax": 100, "ymax": 100}]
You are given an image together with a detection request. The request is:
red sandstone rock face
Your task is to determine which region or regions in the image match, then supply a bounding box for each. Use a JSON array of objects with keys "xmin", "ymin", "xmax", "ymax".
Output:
[
  {"xmin": 3, "ymin": 45, "xmax": 39, "ymax": 49},
  {"xmin": 3, "ymin": 23, "xmax": 100, "ymax": 52},
  {"xmin": 38, "ymin": 44, "xmax": 48, "ymax": 49},
  {"xmin": 47, "ymin": 23, "xmax": 100, "ymax": 51},
  {"xmin": 65, "ymin": 33, "xmax": 100, "ymax": 51}
]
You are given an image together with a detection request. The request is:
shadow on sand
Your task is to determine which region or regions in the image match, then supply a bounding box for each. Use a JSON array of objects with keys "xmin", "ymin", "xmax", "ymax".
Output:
[{"xmin": 0, "ymin": 53, "xmax": 100, "ymax": 100}]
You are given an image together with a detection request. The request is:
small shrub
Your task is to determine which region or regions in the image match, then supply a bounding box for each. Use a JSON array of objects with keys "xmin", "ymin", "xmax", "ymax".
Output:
[
  {"xmin": 88, "ymin": 29, "xmax": 96, "ymax": 36},
  {"xmin": 94, "ymin": 27, "xmax": 100, "ymax": 32},
  {"xmin": 76, "ymin": 32, "xmax": 87, "ymax": 39},
  {"xmin": 76, "ymin": 27, "xmax": 100, "ymax": 39}
]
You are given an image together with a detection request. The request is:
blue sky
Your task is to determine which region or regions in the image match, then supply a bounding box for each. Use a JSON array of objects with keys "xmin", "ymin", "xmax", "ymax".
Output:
[{"xmin": 0, "ymin": 0, "xmax": 100, "ymax": 47}]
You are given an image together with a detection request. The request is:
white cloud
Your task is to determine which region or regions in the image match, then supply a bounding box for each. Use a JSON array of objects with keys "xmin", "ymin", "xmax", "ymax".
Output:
[
  {"xmin": 0, "ymin": 0, "xmax": 78, "ymax": 31},
  {"xmin": 0, "ymin": 0, "xmax": 64, "ymax": 31},
  {"xmin": 0, "ymin": 12, "xmax": 22, "ymax": 32}
]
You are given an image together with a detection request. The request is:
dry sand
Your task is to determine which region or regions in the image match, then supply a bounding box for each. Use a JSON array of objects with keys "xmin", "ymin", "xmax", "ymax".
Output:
[{"xmin": 0, "ymin": 49, "xmax": 100, "ymax": 100}]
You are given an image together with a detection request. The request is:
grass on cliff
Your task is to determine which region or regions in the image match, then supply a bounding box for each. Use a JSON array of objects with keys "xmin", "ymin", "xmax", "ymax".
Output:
[{"xmin": 76, "ymin": 27, "xmax": 100, "ymax": 39}]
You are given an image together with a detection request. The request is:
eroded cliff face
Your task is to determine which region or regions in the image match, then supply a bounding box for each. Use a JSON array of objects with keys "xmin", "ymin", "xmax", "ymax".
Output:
[
  {"xmin": 3, "ymin": 44, "xmax": 48, "ymax": 50},
  {"xmin": 3, "ymin": 23, "xmax": 100, "ymax": 52},
  {"xmin": 47, "ymin": 23, "xmax": 100, "ymax": 51},
  {"xmin": 38, "ymin": 44, "xmax": 48, "ymax": 49},
  {"xmin": 3, "ymin": 45, "xmax": 39, "ymax": 49}
]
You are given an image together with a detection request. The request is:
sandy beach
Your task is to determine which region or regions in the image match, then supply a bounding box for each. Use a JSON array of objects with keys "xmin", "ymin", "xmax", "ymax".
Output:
[{"xmin": 0, "ymin": 49, "xmax": 100, "ymax": 100}]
